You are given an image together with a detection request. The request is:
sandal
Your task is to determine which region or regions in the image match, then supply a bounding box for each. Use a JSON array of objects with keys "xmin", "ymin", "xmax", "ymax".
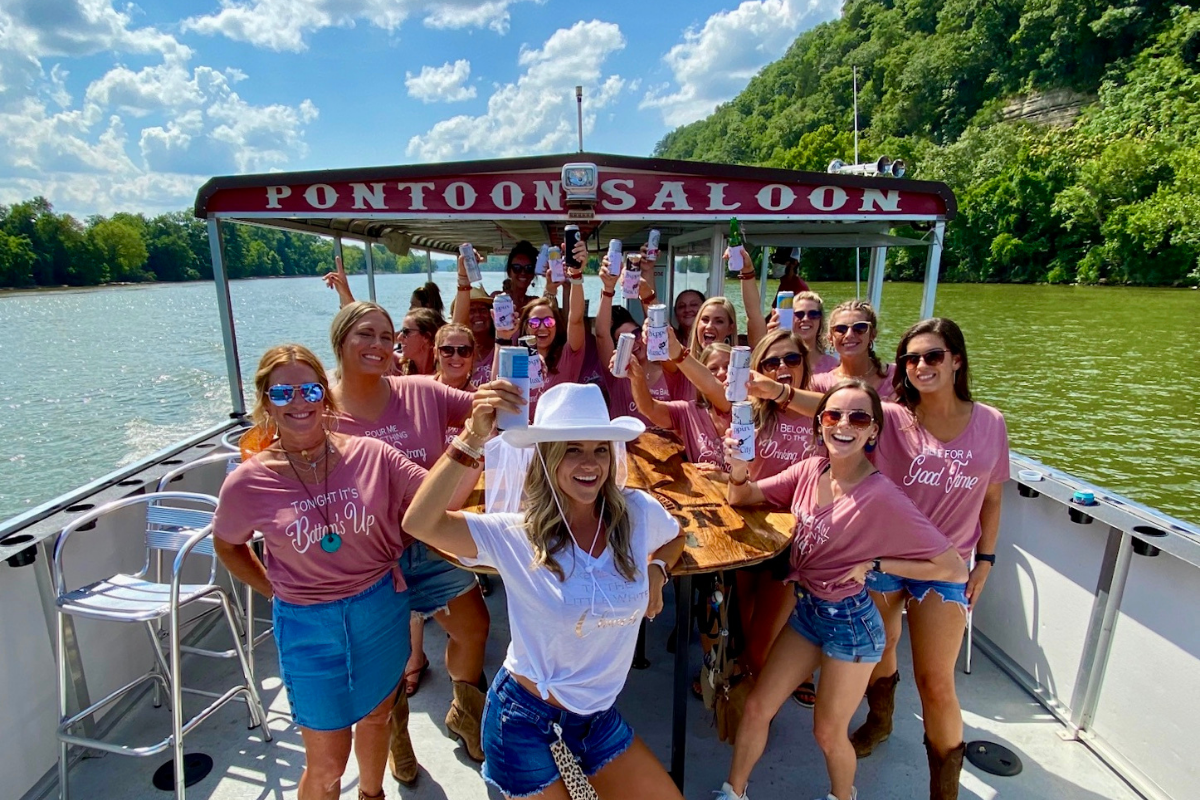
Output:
[
  {"xmin": 403, "ymin": 655, "xmax": 430, "ymax": 697},
  {"xmin": 792, "ymin": 680, "xmax": 816, "ymax": 709}
]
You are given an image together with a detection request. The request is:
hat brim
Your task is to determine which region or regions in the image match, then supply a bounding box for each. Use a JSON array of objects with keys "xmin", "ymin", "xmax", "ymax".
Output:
[{"xmin": 500, "ymin": 417, "xmax": 645, "ymax": 449}]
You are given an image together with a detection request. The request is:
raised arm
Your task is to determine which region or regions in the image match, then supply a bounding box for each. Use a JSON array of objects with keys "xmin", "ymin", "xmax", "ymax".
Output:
[
  {"xmin": 565, "ymin": 239, "xmax": 587, "ymax": 353},
  {"xmin": 663, "ymin": 325, "xmax": 730, "ymax": 413},
  {"xmin": 595, "ymin": 254, "xmax": 621, "ymax": 369},
  {"xmin": 627, "ymin": 357, "xmax": 672, "ymax": 429},
  {"xmin": 452, "ymin": 248, "xmax": 475, "ymax": 326},
  {"xmin": 746, "ymin": 370, "xmax": 822, "ymax": 417},
  {"xmin": 731, "ymin": 246, "xmax": 767, "ymax": 347},
  {"xmin": 322, "ymin": 256, "xmax": 356, "ymax": 307}
]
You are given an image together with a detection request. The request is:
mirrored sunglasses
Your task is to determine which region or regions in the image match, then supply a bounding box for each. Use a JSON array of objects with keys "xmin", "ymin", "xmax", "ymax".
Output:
[
  {"xmin": 527, "ymin": 316, "xmax": 557, "ymax": 330},
  {"xmin": 268, "ymin": 382, "xmax": 324, "ymax": 406}
]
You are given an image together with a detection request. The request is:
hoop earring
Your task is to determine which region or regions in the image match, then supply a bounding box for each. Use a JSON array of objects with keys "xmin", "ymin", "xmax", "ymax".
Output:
[{"xmin": 864, "ymin": 436, "xmax": 877, "ymax": 454}]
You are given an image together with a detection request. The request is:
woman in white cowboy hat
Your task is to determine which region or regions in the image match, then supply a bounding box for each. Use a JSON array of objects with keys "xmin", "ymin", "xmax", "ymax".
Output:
[{"xmin": 404, "ymin": 381, "xmax": 686, "ymax": 800}]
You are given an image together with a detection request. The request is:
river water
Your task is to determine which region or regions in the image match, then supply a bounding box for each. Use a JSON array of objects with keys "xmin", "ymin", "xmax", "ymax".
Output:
[{"xmin": 1, "ymin": 274, "xmax": 1197, "ymax": 524}]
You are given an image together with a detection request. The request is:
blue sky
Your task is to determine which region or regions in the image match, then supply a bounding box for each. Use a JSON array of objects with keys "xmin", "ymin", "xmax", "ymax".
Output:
[{"xmin": 0, "ymin": 1, "xmax": 841, "ymax": 216}]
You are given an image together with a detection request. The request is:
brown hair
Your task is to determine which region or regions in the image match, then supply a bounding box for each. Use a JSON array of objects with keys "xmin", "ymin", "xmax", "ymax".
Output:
[
  {"xmin": 330, "ymin": 301, "xmax": 394, "ymax": 377},
  {"xmin": 810, "ymin": 378, "xmax": 884, "ymax": 441},
  {"xmin": 828, "ymin": 299, "xmax": 886, "ymax": 379},
  {"xmin": 244, "ymin": 344, "xmax": 340, "ymax": 455},
  {"xmin": 892, "ymin": 318, "xmax": 972, "ymax": 410},
  {"xmin": 434, "ymin": 323, "xmax": 476, "ymax": 386},
  {"xmin": 749, "ymin": 330, "xmax": 810, "ymax": 433},
  {"xmin": 518, "ymin": 297, "xmax": 567, "ymax": 373}
]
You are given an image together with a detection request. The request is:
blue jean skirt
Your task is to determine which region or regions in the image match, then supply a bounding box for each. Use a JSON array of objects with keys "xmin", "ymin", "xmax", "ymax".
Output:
[
  {"xmin": 866, "ymin": 570, "xmax": 969, "ymax": 608},
  {"xmin": 273, "ymin": 572, "xmax": 410, "ymax": 731},
  {"xmin": 789, "ymin": 586, "xmax": 886, "ymax": 663},
  {"xmin": 400, "ymin": 541, "xmax": 479, "ymax": 619}
]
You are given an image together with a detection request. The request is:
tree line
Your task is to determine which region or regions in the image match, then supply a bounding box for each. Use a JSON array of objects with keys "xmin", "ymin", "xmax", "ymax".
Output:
[{"xmin": 654, "ymin": 1, "xmax": 1200, "ymax": 287}]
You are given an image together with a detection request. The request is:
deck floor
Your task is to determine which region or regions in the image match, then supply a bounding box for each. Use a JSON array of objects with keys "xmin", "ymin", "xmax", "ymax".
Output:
[{"xmin": 58, "ymin": 580, "xmax": 1139, "ymax": 800}]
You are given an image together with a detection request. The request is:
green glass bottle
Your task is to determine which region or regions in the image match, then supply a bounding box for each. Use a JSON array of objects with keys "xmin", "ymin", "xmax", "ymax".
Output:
[{"xmin": 728, "ymin": 218, "xmax": 744, "ymax": 271}]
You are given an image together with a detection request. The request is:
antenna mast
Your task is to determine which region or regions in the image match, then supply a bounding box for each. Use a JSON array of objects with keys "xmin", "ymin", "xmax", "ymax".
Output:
[
  {"xmin": 575, "ymin": 85, "xmax": 584, "ymax": 152},
  {"xmin": 853, "ymin": 65, "xmax": 860, "ymax": 299}
]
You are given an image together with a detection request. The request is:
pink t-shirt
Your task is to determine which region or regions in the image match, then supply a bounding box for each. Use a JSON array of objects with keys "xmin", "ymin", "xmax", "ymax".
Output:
[
  {"xmin": 214, "ymin": 437, "xmax": 427, "ymax": 605},
  {"xmin": 605, "ymin": 369, "xmax": 672, "ymax": 430},
  {"xmin": 335, "ymin": 376, "xmax": 473, "ymax": 470},
  {"xmin": 759, "ymin": 458, "xmax": 952, "ymax": 601},
  {"xmin": 810, "ymin": 363, "xmax": 897, "ymax": 401},
  {"xmin": 665, "ymin": 369, "xmax": 698, "ymax": 403},
  {"xmin": 443, "ymin": 380, "xmax": 478, "ymax": 445},
  {"xmin": 665, "ymin": 401, "xmax": 727, "ymax": 470},
  {"xmin": 578, "ymin": 332, "xmax": 607, "ymax": 388},
  {"xmin": 469, "ymin": 348, "xmax": 494, "ymax": 389},
  {"xmin": 748, "ymin": 407, "xmax": 824, "ymax": 481},
  {"xmin": 811, "ymin": 353, "xmax": 839, "ymax": 375},
  {"xmin": 873, "ymin": 402, "xmax": 1009, "ymax": 558},
  {"xmin": 529, "ymin": 342, "xmax": 585, "ymax": 419}
]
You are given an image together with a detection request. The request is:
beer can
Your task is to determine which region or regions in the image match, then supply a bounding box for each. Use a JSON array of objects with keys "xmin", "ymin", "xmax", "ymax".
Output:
[
  {"xmin": 726, "ymin": 345, "xmax": 752, "ymax": 402},
  {"xmin": 535, "ymin": 244, "xmax": 549, "ymax": 276},
  {"xmin": 607, "ymin": 238, "xmax": 622, "ymax": 266},
  {"xmin": 496, "ymin": 347, "xmax": 530, "ymax": 431},
  {"xmin": 646, "ymin": 229, "xmax": 661, "ymax": 261},
  {"xmin": 612, "ymin": 332, "xmax": 635, "ymax": 378},
  {"xmin": 548, "ymin": 245, "xmax": 564, "ymax": 283},
  {"xmin": 621, "ymin": 254, "xmax": 641, "ymax": 300},
  {"xmin": 731, "ymin": 401, "xmax": 756, "ymax": 462},
  {"xmin": 493, "ymin": 293, "xmax": 515, "ymax": 331},
  {"xmin": 564, "ymin": 225, "xmax": 581, "ymax": 267},
  {"xmin": 776, "ymin": 291, "xmax": 794, "ymax": 331},
  {"xmin": 460, "ymin": 243, "xmax": 482, "ymax": 283},
  {"xmin": 646, "ymin": 303, "xmax": 669, "ymax": 362},
  {"xmin": 519, "ymin": 335, "xmax": 545, "ymax": 390}
]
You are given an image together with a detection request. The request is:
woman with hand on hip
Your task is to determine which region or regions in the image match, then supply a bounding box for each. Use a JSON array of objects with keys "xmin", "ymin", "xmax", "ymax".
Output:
[{"xmin": 403, "ymin": 381, "xmax": 687, "ymax": 800}]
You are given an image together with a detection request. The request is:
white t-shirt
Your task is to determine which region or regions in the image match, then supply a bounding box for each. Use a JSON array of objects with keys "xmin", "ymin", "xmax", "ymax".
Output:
[{"xmin": 461, "ymin": 489, "xmax": 680, "ymax": 715}]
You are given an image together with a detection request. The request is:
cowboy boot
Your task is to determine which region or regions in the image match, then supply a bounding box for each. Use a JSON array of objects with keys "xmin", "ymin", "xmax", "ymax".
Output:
[
  {"xmin": 925, "ymin": 736, "xmax": 966, "ymax": 800},
  {"xmin": 850, "ymin": 671, "xmax": 899, "ymax": 758},
  {"xmin": 359, "ymin": 790, "xmax": 385, "ymax": 800},
  {"xmin": 388, "ymin": 691, "xmax": 419, "ymax": 786},
  {"xmin": 446, "ymin": 679, "xmax": 486, "ymax": 762}
]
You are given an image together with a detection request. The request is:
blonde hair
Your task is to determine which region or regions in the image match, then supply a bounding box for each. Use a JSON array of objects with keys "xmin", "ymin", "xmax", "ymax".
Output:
[
  {"xmin": 244, "ymin": 344, "xmax": 339, "ymax": 455},
  {"xmin": 434, "ymin": 323, "xmax": 476, "ymax": 385},
  {"xmin": 749, "ymin": 330, "xmax": 809, "ymax": 433},
  {"xmin": 521, "ymin": 441, "xmax": 636, "ymax": 582},
  {"xmin": 828, "ymin": 299, "xmax": 886, "ymax": 378},
  {"xmin": 794, "ymin": 290, "xmax": 830, "ymax": 355},
  {"xmin": 687, "ymin": 296, "xmax": 738, "ymax": 354},
  {"xmin": 696, "ymin": 342, "xmax": 733, "ymax": 410},
  {"xmin": 330, "ymin": 301, "xmax": 394, "ymax": 377}
]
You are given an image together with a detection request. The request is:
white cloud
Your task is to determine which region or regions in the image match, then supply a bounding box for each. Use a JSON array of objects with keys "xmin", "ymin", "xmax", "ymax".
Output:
[
  {"xmin": 406, "ymin": 20, "xmax": 626, "ymax": 161},
  {"xmin": 405, "ymin": 59, "xmax": 477, "ymax": 103},
  {"xmin": 183, "ymin": 0, "xmax": 525, "ymax": 52},
  {"xmin": 640, "ymin": 0, "xmax": 840, "ymax": 128}
]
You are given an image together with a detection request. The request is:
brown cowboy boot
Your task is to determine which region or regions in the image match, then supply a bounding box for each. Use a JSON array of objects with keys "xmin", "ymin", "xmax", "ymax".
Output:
[
  {"xmin": 926, "ymin": 736, "xmax": 966, "ymax": 800},
  {"xmin": 358, "ymin": 790, "xmax": 385, "ymax": 800},
  {"xmin": 850, "ymin": 671, "xmax": 899, "ymax": 758},
  {"xmin": 445, "ymin": 679, "xmax": 485, "ymax": 762},
  {"xmin": 388, "ymin": 691, "xmax": 418, "ymax": 786}
]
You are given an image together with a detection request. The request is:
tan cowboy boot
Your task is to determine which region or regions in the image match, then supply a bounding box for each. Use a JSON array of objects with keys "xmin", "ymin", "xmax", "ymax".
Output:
[
  {"xmin": 445, "ymin": 679, "xmax": 485, "ymax": 762},
  {"xmin": 850, "ymin": 671, "xmax": 899, "ymax": 758},
  {"xmin": 926, "ymin": 736, "xmax": 966, "ymax": 800},
  {"xmin": 388, "ymin": 691, "xmax": 418, "ymax": 786}
]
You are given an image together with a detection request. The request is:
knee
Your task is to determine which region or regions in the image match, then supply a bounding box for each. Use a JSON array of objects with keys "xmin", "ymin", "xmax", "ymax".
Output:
[
  {"xmin": 914, "ymin": 670, "xmax": 958, "ymax": 709},
  {"xmin": 883, "ymin": 621, "xmax": 903, "ymax": 651},
  {"xmin": 304, "ymin": 746, "xmax": 350, "ymax": 787},
  {"xmin": 812, "ymin": 719, "xmax": 845, "ymax": 755}
]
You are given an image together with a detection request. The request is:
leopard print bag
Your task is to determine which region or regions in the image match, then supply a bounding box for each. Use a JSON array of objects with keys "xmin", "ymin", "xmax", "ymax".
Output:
[{"xmin": 549, "ymin": 722, "xmax": 599, "ymax": 800}]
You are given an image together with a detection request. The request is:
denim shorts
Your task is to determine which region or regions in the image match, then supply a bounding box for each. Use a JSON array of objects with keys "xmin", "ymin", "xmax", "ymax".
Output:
[
  {"xmin": 866, "ymin": 570, "xmax": 969, "ymax": 608},
  {"xmin": 400, "ymin": 541, "xmax": 479, "ymax": 619},
  {"xmin": 480, "ymin": 670, "xmax": 634, "ymax": 798},
  {"xmin": 273, "ymin": 573, "xmax": 410, "ymax": 731},
  {"xmin": 789, "ymin": 586, "xmax": 885, "ymax": 663}
]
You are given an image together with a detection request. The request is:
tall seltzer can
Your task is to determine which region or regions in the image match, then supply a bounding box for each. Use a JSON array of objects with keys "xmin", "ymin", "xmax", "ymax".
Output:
[
  {"xmin": 622, "ymin": 254, "xmax": 641, "ymax": 300},
  {"xmin": 519, "ymin": 335, "xmax": 545, "ymax": 390},
  {"xmin": 646, "ymin": 229, "xmax": 661, "ymax": 261},
  {"xmin": 612, "ymin": 332, "xmax": 636, "ymax": 378},
  {"xmin": 535, "ymin": 244, "xmax": 549, "ymax": 276},
  {"xmin": 548, "ymin": 245, "xmax": 564, "ymax": 283},
  {"xmin": 776, "ymin": 291, "xmax": 795, "ymax": 330},
  {"xmin": 493, "ymin": 293, "xmax": 515, "ymax": 331},
  {"xmin": 496, "ymin": 347, "xmax": 530, "ymax": 430},
  {"xmin": 460, "ymin": 243, "xmax": 482, "ymax": 283},
  {"xmin": 646, "ymin": 304, "xmax": 669, "ymax": 361},
  {"xmin": 726, "ymin": 345, "xmax": 752, "ymax": 402},
  {"xmin": 731, "ymin": 401, "xmax": 756, "ymax": 462}
]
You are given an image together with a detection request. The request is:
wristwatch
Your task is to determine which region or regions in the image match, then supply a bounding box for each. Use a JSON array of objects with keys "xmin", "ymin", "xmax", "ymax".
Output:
[
  {"xmin": 649, "ymin": 559, "xmax": 670, "ymax": 580},
  {"xmin": 871, "ymin": 558, "xmax": 883, "ymax": 573},
  {"xmin": 975, "ymin": 553, "xmax": 996, "ymax": 565}
]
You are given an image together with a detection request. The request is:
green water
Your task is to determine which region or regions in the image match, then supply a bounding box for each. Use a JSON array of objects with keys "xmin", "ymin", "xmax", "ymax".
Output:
[{"xmin": 0, "ymin": 275, "xmax": 1196, "ymax": 523}]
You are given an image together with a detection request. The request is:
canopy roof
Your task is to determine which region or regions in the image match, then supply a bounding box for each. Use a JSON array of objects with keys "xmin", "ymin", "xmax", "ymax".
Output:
[{"xmin": 193, "ymin": 152, "xmax": 956, "ymax": 254}]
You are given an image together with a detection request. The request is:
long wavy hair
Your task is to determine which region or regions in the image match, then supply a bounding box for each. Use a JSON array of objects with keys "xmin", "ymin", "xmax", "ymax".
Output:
[
  {"xmin": 518, "ymin": 297, "xmax": 567, "ymax": 373},
  {"xmin": 687, "ymin": 296, "xmax": 738, "ymax": 354},
  {"xmin": 794, "ymin": 290, "xmax": 830, "ymax": 355},
  {"xmin": 521, "ymin": 440, "xmax": 636, "ymax": 583},
  {"xmin": 242, "ymin": 344, "xmax": 340, "ymax": 455},
  {"xmin": 828, "ymin": 299, "xmax": 886, "ymax": 378},
  {"xmin": 749, "ymin": 330, "xmax": 810, "ymax": 433},
  {"xmin": 892, "ymin": 318, "xmax": 972, "ymax": 410}
]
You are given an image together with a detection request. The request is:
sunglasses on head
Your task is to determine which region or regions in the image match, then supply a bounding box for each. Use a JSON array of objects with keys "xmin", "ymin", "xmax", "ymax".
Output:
[
  {"xmin": 795, "ymin": 309, "xmax": 823, "ymax": 320},
  {"xmin": 267, "ymin": 383, "xmax": 324, "ymax": 407},
  {"xmin": 438, "ymin": 344, "xmax": 474, "ymax": 358},
  {"xmin": 759, "ymin": 352, "xmax": 804, "ymax": 372},
  {"xmin": 510, "ymin": 262, "xmax": 536, "ymax": 276},
  {"xmin": 831, "ymin": 321, "xmax": 873, "ymax": 336},
  {"xmin": 819, "ymin": 408, "xmax": 874, "ymax": 429},
  {"xmin": 527, "ymin": 316, "xmax": 556, "ymax": 330},
  {"xmin": 899, "ymin": 348, "xmax": 949, "ymax": 370}
]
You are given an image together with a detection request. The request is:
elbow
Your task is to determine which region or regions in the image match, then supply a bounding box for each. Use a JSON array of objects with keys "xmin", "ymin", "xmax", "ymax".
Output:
[{"xmin": 401, "ymin": 507, "xmax": 426, "ymax": 540}]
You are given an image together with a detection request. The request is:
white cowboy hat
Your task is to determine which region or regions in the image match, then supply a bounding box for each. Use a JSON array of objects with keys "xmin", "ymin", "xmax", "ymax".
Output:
[{"xmin": 500, "ymin": 383, "xmax": 644, "ymax": 448}]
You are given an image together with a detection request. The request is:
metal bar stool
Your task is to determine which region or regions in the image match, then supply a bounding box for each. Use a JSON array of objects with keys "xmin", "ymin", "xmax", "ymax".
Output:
[{"xmin": 53, "ymin": 492, "xmax": 272, "ymax": 800}]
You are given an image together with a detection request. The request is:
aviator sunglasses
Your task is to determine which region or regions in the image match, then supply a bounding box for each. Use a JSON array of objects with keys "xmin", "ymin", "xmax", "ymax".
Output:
[
  {"xmin": 831, "ymin": 321, "xmax": 873, "ymax": 336},
  {"xmin": 794, "ymin": 309, "xmax": 823, "ymax": 321},
  {"xmin": 819, "ymin": 408, "xmax": 875, "ymax": 429},
  {"xmin": 438, "ymin": 344, "xmax": 474, "ymax": 358},
  {"xmin": 759, "ymin": 352, "xmax": 804, "ymax": 371},
  {"xmin": 899, "ymin": 348, "xmax": 949, "ymax": 370},
  {"xmin": 268, "ymin": 383, "xmax": 324, "ymax": 406},
  {"xmin": 527, "ymin": 316, "xmax": 557, "ymax": 330}
]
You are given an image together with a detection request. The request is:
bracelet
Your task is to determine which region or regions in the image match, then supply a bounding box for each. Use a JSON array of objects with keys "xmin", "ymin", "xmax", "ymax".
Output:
[
  {"xmin": 775, "ymin": 383, "xmax": 788, "ymax": 403},
  {"xmin": 601, "ymin": 289, "xmax": 615, "ymax": 298},
  {"xmin": 671, "ymin": 346, "xmax": 691, "ymax": 365},
  {"xmin": 457, "ymin": 284, "xmax": 471, "ymax": 291},
  {"xmin": 649, "ymin": 559, "xmax": 670, "ymax": 580},
  {"xmin": 644, "ymin": 292, "xmax": 658, "ymax": 304},
  {"xmin": 730, "ymin": 471, "xmax": 750, "ymax": 486},
  {"xmin": 445, "ymin": 444, "xmax": 479, "ymax": 469},
  {"xmin": 462, "ymin": 418, "xmax": 487, "ymax": 444},
  {"xmin": 781, "ymin": 385, "xmax": 795, "ymax": 408},
  {"xmin": 450, "ymin": 435, "xmax": 483, "ymax": 461},
  {"xmin": 975, "ymin": 553, "xmax": 996, "ymax": 565},
  {"xmin": 737, "ymin": 271, "xmax": 757, "ymax": 281}
]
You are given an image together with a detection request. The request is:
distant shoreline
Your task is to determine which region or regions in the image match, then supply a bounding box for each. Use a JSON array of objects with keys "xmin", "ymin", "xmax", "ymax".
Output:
[{"xmin": 0, "ymin": 270, "xmax": 466, "ymax": 297}]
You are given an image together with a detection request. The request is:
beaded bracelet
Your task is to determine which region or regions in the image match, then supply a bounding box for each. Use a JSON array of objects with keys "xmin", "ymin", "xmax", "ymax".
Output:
[
  {"xmin": 737, "ymin": 271, "xmax": 757, "ymax": 281},
  {"xmin": 445, "ymin": 444, "xmax": 479, "ymax": 469},
  {"xmin": 451, "ymin": 435, "xmax": 483, "ymax": 461},
  {"xmin": 601, "ymin": 289, "xmax": 615, "ymax": 298}
]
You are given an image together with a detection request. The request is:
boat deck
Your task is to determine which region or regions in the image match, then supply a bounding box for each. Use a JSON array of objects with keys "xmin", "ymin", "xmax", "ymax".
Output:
[{"xmin": 59, "ymin": 581, "xmax": 1138, "ymax": 800}]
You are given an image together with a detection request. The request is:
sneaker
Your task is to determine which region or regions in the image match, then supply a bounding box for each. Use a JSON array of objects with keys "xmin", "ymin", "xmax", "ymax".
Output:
[
  {"xmin": 714, "ymin": 782, "xmax": 748, "ymax": 800},
  {"xmin": 815, "ymin": 789, "xmax": 857, "ymax": 800}
]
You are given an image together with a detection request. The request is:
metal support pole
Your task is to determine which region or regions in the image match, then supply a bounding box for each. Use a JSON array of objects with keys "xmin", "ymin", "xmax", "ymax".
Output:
[
  {"xmin": 759, "ymin": 248, "xmax": 771, "ymax": 317},
  {"xmin": 708, "ymin": 227, "xmax": 725, "ymax": 301},
  {"xmin": 670, "ymin": 574, "xmax": 693, "ymax": 788},
  {"xmin": 920, "ymin": 221, "xmax": 946, "ymax": 319},
  {"xmin": 425, "ymin": 248, "xmax": 434, "ymax": 282},
  {"xmin": 207, "ymin": 219, "xmax": 245, "ymax": 416},
  {"xmin": 364, "ymin": 241, "xmax": 377, "ymax": 303},
  {"xmin": 1072, "ymin": 527, "xmax": 1134, "ymax": 732},
  {"xmin": 867, "ymin": 246, "xmax": 887, "ymax": 313}
]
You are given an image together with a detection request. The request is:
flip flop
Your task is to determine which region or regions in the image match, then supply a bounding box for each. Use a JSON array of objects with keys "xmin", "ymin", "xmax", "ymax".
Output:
[
  {"xmin": 792, "ymin": 680, "xmax": 816, "ymax": 709},
  {"xmin": 403, "ymin": 655, "xmax": 430, "ymax": 697}
]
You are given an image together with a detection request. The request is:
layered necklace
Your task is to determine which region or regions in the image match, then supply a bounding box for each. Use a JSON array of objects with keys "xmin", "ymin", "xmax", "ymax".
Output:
[{"xmin": 281, "ymin": 436, "xmax": 342, "ymax": 554}]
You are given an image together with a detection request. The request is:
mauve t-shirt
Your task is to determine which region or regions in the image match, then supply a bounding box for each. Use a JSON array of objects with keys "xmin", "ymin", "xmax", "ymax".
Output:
[
  {"xmin": 529, "ymin": 342, "xmax": 585, "ymax": 420},
  {"xmin": 811, "ymin": 353, "xmax": 839, "ymax": 375},
  {"xmin": 605, "ymin": 369, "xmax": 672, "ymax": 430},
  {"xmin": 470, "ymin": 349, "xmax": 494, "ymax": 388},
  {"xmin": 214, "ymin": 436, "xmax": 427, "ymax": 605},
  {"xmin": 873, "ymin": 402, "xmax": 1010, "ymax": 558},
  {"xmin": 335, "ymin": 376, "xmax": 473, "ymax": 470},
  {"xmin": 665, "ymin": 401, "xmax": 728, "ymax": 470},
  {"xmin": 759, "ymin": 458, "xmax": 952, "ymax": 601},
  {"xmin": 810, "ymin": 363, "xmax": 897, "ymax": 401},
  {"xmin": 748, "ymin": 407, "xmax": 824, "ymax": 481}
]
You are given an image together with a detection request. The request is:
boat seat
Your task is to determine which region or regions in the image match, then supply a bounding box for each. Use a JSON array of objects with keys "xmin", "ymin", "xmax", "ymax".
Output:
[{"xmin": 59, "ymin": 572, "xmax": 221, "ymax": 622}]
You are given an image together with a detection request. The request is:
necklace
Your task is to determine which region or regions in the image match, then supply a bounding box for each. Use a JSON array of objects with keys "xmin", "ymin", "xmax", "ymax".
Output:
[{"xmin": 282, "ymin": 437, "xmax": 341, "ymax": 554}]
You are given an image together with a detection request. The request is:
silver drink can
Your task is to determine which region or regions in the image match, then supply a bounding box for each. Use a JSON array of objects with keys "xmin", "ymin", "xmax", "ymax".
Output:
[
  {"xmin": 460, "ymin": 243, "xmax": 482, "ymax": 283},
  {"xmin": 492, "ymin": 293, "xmax": 515, "ymax": 331},
  {"xmin": 621, "ymin": 254, "xmax": 641, "ymax": 300},
  {"xmin": 607, "ymin": 238, "xmax": 623, "ymax": 267},
  {"xmin": 726, "ymin": 345, "xmax": 752, "ymax": 402},
  {"xmin": 548, "ymin": 245, "xmax": 564, "ymax": 283},
  {"xmin": 519, "ymin": 335, "xmax": 544, "ymax": 390},
  {"xmin": 731, "ymin": 401, "xmax": 756, "ymax": 462},
  {"xmin": 776, "ymin": 291, "xmax": 794, "ymax": 331},
  {"xmin": 612, "ymin": 332, "xmax": 635, "ymax": 378},
  {"xmin": 535, "ymin": 244, "xmax": 549, "ymax": 276},
  {"xmin": 646, "ymin": 229, "xmax": 661, "ymax": 261},
  {"xmin": 646, "ymin": 303, "xmax": 669, "ymax": 361},
  {"xmin": 496, "ymin": 347, "xmax": 530, "ymax": 430}
]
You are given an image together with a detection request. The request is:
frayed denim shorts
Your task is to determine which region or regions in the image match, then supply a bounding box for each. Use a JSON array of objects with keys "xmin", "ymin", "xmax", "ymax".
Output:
[
  {"xmin": 866, "ymin": 570, "xmax": 969, "ymax": 608},
  {"xmin": 480, "ymin": 670, "xmax": 633, "ymax": 798},
  {"xmin": 400, "ymin": 541, "xmax": 479, "ymax": 619},
  {"xmin": 789, "ymin": 586, "xmax": 886, "ymax": 663},
  {"xmin": 273, "ymin": 573, "xmax": 409, "ymax": 731}
]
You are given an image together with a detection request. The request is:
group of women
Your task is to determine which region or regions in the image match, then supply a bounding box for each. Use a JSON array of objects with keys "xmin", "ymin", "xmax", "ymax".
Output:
[{"xmin": 210, "ymin": 235, "xmax": 1007, "ymax": 800}]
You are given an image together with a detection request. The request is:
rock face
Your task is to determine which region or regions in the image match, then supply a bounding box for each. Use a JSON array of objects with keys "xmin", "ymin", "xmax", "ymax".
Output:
[{"xmin": 1001, "ymin": 89, "xmax": 1093, "ymax": 128}]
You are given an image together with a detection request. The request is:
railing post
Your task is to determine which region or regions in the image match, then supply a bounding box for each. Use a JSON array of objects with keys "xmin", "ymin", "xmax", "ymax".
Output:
[
  {"xmin": 364, "ymin": 241, "xmax": 377, "ymax": 303},
  {"xmin": 207, "ymin": 219, "xmax": 244, "ymax": 416},
  {"xmin": 920, "ymin": 221, "xmax": 945, "ymax": 319}
]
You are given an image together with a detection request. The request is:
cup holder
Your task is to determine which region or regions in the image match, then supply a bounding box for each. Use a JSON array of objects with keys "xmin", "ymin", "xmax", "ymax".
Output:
[
  {"xmin": 66, "ymin": 503, "xmax": 97, "ymax": 531},
  {"xmin": 162, "ymin": 459, "xmax": 184, "ymax": 465},
  {"xmin": 118, "ymin": 478, "xmax": 146, "ymax": 495},
  {"xmin": 1132, "ymin": 525, "xmax": 1167, "ymax": 558},
  {"xmin": 196, "ymin": 443, "xmax": 218, "ymax": 449},
  {"xmin": 1, "ymin": 534, "xmax": 37, "ymax": 568}
]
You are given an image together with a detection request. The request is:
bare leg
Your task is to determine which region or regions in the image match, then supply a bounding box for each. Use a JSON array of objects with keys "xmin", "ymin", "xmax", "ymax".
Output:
[
  {"xmin": 353, "ymin": 688, "xmax": 399, "ymax": 797},
  {"xmin": 812, "ymin": 656, "xmax": 876, "ymax": 799},
  {"xmin": 866, "ymin": 590, "xmax": 906, "ymax": 682},
  {"xmin": 742, "ymin": 578, "xmax": 797, "ymax": 676},
  {"xmin": 726, "ymin": 627, "xmax": 823, "ymax": 794},
  {"xmin": 403, "ymin": 614, "xmax": 427, "ymax": 694},
  {"xmin": 590, "ymin": 736, "xmax": 684, "ymax": 800},
  {"xmin": 906, "ymin": 595, "xmax": 968, "ymax": 755},
  {"xmin": 503, "ymin": 780, "xmax": 571, "ymax": 800},
  {"xmin": 432, "ymin": 585, "xmax": 490, "ymax": 683},
  {"xmin": 297, "ymin": 726, "xmax": 352, "ymax": 800}
]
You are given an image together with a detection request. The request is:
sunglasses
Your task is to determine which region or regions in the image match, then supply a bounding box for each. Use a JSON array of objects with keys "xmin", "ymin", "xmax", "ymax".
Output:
[
  {"xmin": 899, "ymin": 348, "xmax": 949, "ymax": 369},
  {"xmin": 759, "ymin": 352, "xmax": 804, "ymax": 372},
  {"xmin": 267, "ymin": 383, "xmax": 324, "ymax": 407},
  {"xmin": 831, "ymin": 321, "xmax": 873, "ymax": 336},
  {"xmin": 397, "ymin": 327, "xmax": 417, "ymax": 338},
  {"xmin": 794, "ymin": 309, "xmax": 823, "ymax": 321},
  {"xmin": 819, "ymin": 409, "xmax": 874, "ymax": 429},
  {"xmin": 527, "ymin": 316, "xmax": 557, "ymax": 330},
  {"xmin": 510, "ymin": 262, "xmax": 536, "ymax": 276},
  {"xmin": 438, "ymin": 344, "xmax": 474, "ymax": 358}
]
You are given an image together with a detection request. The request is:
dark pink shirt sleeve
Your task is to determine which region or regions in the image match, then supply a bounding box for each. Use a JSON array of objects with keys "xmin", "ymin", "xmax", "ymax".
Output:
[{"xmin": 757, "ymin": 459, "xmax": 810, "ymax": 509}]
